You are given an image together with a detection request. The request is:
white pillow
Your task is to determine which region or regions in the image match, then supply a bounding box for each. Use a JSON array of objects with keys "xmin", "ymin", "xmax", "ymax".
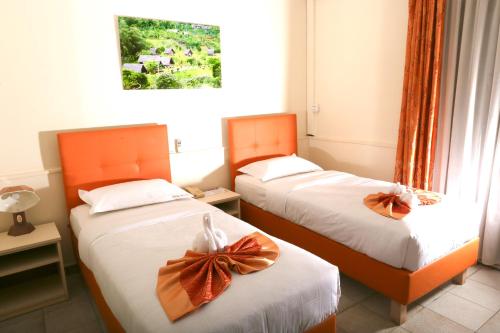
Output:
[
  {"xmin": 79, "ymin": 179, "xmax": 192, "ymax": 214},
  {"xmin": 238, "ymin": 154, "xmax": 323, "ymax": 182}
]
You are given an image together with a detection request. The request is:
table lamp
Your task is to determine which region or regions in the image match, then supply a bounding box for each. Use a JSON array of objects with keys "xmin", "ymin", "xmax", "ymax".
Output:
[{"xmin": 0, "ymin": 185, "xmax": 40, "ymax": 236}]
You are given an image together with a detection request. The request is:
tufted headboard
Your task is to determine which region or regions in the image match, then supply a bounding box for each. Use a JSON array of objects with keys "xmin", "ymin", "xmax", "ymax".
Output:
[
  {"xmin": 227, "ymin": 114, "xmax": 297, "ymax": 190},
  {"xmin": 57, "ymin": 125, "xmax": 171, "ymax": 211}
]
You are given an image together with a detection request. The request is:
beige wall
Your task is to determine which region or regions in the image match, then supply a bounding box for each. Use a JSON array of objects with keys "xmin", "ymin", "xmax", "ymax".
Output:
[
  {"xmin": 0, "ymin": 0, "xmax": 408, "ymax": 265},
  {"xmin": 307, "ymin": 0, "xmax": 408, "ymax": 181},
  {"xmin": 0, "ymin": 0, "xmax": 307, "ymax": 264}
]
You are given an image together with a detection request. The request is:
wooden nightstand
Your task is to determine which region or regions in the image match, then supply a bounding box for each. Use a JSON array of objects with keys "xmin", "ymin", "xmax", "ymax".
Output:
[
  {"xmin": 197, "ymin": 188, "xmax": 241, "ymax": 218},
  {"xmin": 0, "ymin": 222, "xmax": 68, "ymax": 321}
]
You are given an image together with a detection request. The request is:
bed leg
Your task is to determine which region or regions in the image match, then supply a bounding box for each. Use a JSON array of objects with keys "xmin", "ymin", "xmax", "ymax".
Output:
[
  {"xmin": 390, "ymin": 301, "xmax": 407, "ymax": 325},
  {"xmin": 452, "ymin": 270, "xmax": 467, "ymax": 285}
]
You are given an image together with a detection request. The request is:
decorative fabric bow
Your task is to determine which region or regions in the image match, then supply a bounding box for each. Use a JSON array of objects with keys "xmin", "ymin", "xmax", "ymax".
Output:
[
  {"xmin": 363, "ymin": 192, "xmax": 412, "ymax": 219},
  {"xmin": 156, "ymin": 231, "xmax": 279, "ymax": 321},
  {"xmin": 364, "ymin": 183, "xmax": 442, "ymax": 220}
]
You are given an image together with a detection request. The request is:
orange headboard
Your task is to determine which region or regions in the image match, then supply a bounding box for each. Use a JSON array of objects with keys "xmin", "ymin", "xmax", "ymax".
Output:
[
  {"xmin": 227, "ymin": 114, "xmax": 297, "ymax": 190},
  {"xmin": 57, "ymin": 125, "xmax": 172, "ymax": 211}
]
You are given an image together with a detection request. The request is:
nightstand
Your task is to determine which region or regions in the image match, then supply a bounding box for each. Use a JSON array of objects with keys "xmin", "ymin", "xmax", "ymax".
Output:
[
  {"xmin": 197, "ymin": 188, "xmax": 241, "ymax": 218},
  {"xmin": 0, "ymin": 222, "xmax": 68, "ymax": 321}
]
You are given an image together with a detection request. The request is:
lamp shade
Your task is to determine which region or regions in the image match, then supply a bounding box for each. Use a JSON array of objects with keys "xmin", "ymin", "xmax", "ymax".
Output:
[
  {"xmin": 0, "ymin": 185, "xmax": 39, "ymax": 236},
  {"xmin": 0, "ymin": 186, "xmax": 40, "ymax": 213}
]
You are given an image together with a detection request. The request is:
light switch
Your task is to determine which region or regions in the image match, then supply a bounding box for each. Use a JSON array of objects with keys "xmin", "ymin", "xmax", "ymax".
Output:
[{"xmin": 174, "ymin": 139, "xmax": 182, "ymax": 153}]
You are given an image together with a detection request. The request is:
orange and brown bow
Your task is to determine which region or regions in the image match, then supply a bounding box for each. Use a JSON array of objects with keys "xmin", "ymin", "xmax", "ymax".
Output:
[
  {"xmin": 364, "ymin": 189, "xmax": 441, "ymax": 220},
  {"xmin": 156, "ymin": 232, "xmax": 279, "ymax": 321},
  {"xmin": 364, "ymin": 193, "xmax": 411, "ymax": 220}
]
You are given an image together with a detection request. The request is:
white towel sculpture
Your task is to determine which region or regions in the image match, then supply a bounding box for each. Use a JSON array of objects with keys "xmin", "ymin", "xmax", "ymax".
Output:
[
  {"xmin": 390, "ymin": 182, "xmax": 420, "ymax": 208},
  {"xmin": 192, "ymin": 213, "xmax": 228, "ymax": 254}
]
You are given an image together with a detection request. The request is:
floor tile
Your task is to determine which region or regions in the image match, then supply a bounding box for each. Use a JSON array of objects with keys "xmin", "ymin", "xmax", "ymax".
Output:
[
  {"xmin": 402, "ymin": 308, "xmax": 473, "ymax": 333},
  {"xmin": 362, "ymin": 293, "xmax": 423, "ymax": 321},
  {"xmin": 44, "ymin": 296, "xmax": 101, "ymax": 333},
  {"xmin": 425, "ymin": 293, "xmax": 495, "ymax": 330},
  {"xmin": 340, "ymin": 274, "xmax": 375, "ymax": 303},
  {"xmin": 470, "ymin": 267, "xmax": 500, "ymax": 291},
  {"xmin": 391, "ymin": 328, "xmax": 411, "ymax": 333},
  {"xmin": 449, "ymin": 279, "xmax": 500, "ymax": 311},
  {"xmin": 465, "ymin": 264, "xmax": 481, "ymax": 278},
  {"xmin": 337, "ymin": 304, "xmax": 396, "ymax": 333},
  {"xmin": 66, "ymin": 271, "xmax": 90, "ymax": 296},
  {"xmin": 478, "ymin": 311, "xmax": 500, "ymax": 333},
  {"xmin": 0, "ymin": 310, "xmax": 45, "ymax": 333},
  {"xmin": 337, "ymin": 327, "xmax": 349, "ymax": 333},
  {"xmin": 416, "ymin": 282, "xmax": 455, "ymax": 307},
  {"xmin": 65, "ymin": 320, "xmax": 103, "ymax": 333},
  {"xmin": 337, "ymin": 294, "xmax": 357, "ymax": 313}
]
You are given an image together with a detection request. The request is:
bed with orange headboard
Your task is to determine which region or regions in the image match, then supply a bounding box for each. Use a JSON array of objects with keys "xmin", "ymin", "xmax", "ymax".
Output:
[
  {"xmin": 58, "ymin": 124, "xmax": 338, "ymax": 333},
  {"xmin": 58, "ymin": 125, "xmax": 172, "ymax": 333},
  {"xmin": 227, "ymin": 113, "xmax": 479, "ymax": 324}
]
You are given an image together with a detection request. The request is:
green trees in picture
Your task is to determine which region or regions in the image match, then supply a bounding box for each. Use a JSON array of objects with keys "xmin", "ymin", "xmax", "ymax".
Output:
[{"xmin": 118, "ymin": 16, "xmax": 222, "ymax": 90}]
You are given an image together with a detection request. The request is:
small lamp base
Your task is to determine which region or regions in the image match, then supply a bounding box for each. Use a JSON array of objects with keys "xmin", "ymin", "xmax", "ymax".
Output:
[
  {"xmin": 8, "ymin": 222, "xmax": 35, "ymax": 236},
  {"xmin": 8, "ymin": 212, "xmax": 35, "ymax": 236}
]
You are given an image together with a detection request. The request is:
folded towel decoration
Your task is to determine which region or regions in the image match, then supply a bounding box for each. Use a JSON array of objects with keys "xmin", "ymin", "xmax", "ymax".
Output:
[
  {"xmin": 156, "ymin": 215, "xmax": 280, "ymax": 321},
  {"xmin": 389, "ymin": 182, "xmax": 420, "ymax": 208},
  {"xmin": 192, "ymin": 213, "xmax": 228, "ymax": 253},
  {"xmin": 364, "ymin": 183, "xmax": 441, "ymax": 220}
]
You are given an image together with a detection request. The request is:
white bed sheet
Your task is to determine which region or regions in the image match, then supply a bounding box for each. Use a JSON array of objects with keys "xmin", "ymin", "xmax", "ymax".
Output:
[
  {"xmin": 235, "ymin": 171, "xmax": 480, "ymax": 271},
  {"xmin": 71, "ymin": 198, "xmax": 340, "ymax": 333},
  {"xmin": 235, "ymin": 174, "xmax": 268, "ymax": 209}
]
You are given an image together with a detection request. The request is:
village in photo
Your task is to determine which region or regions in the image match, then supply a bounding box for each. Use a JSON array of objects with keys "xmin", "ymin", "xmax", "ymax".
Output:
[{"xmin": 118, "ymin": 16, "xmax": 221, "ymax": 90}]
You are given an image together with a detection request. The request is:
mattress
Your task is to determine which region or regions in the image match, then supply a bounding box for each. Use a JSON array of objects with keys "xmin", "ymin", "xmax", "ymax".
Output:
[
  {"xmin": 70, "ymin": 198, "xmax": 340, "ymax": 333},
  {"xmin": 235, "ymin": 171, "xmax": 480, "ymax": 271}
]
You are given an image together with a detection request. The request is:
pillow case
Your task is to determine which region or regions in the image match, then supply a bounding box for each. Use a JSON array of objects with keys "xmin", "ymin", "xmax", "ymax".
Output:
[
  {"xmin": 238, "ymin": 154, "xmax": 323, "ymax": 182},
  {"xmin": 79, "ymin": 179, "xmax": 192, "ymax": 214}
]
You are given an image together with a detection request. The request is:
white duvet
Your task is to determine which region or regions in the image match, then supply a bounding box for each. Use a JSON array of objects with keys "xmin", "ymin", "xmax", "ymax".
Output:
[
  {"xmin": 71, "ymin": 199, "xmax": 340, "ymax": 333},
  {"xmin": 236, "ymin": 171, "xmax": 480, "ymax": 271}
]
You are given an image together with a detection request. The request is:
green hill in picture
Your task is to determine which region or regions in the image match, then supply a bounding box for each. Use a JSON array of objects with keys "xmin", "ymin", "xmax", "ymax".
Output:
[{"xmin": 117, "ymin": 16, "xmax": 221, "ymax": 90}]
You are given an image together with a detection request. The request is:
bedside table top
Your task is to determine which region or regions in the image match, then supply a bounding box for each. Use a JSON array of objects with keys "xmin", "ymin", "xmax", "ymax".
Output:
[
  {"xmin": 197, "ymin": 188, "xmax": 240, "ymax": 205},
  {"xmin": 0, "ymin": 222, "xmax": 60, "ymax": 256}
]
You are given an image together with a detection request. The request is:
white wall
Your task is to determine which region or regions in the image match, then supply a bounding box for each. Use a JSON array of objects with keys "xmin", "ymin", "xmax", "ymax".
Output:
[
  {"xmin": 0, "ymin": 0, "xmax": 307, "ymax": 264},
  {"xmin": 307, "ymin": 0, "xmax": 408, "ymax": 181}
]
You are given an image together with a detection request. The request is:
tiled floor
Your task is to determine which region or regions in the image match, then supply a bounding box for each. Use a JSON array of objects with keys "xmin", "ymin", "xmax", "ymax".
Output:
[
  {"xmin": 337, "ymin": 265, "xmax": 500, "ymax": 333},
  {"xmin": 1, "ymin": 265, "xmax": 499, "ymax": 333}
]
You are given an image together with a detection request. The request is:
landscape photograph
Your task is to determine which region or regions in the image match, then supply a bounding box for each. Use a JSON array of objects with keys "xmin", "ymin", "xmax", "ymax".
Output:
[{"xmin": 117, "ymin": 16, "xmax": 221, "ymax": 90}]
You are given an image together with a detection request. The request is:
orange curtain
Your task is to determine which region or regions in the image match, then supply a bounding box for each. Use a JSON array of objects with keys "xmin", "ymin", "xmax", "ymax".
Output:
[{"xmin": 394, "ymin": 0, "xmax": 447, "ymax": 190}]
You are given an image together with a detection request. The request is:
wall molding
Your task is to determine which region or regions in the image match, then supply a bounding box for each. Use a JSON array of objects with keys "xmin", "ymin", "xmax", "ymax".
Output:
[
  {"xmin": 0, "ymin": 167, "xmax": 62, "ymax": 181},
  {"xmin": 0, "ymin": 145, "xmax": 227, "ymax": 180},
  {"xmin": 1, "ymin": 139, "xmax": 312, "ymax": 181},
  {"xmin": 308, "ymin": 136, "xmax": 397, "ymax": 149},
  {"xmin": 170, "ymin": 145, "xmax": 227, "ymax": 155}
]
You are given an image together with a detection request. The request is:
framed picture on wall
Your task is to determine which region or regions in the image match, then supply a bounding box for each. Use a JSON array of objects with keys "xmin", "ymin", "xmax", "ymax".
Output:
[{"xmin": 117, "ymin": 16, "xmax": 221, "ymax": 90}]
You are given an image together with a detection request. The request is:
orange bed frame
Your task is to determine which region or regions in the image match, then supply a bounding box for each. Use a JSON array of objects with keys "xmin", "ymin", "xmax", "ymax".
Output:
[
  {"xmin": 227, "ymin": 114, "xmax": 479, "ymax": 324},
  {"xmin": 57, "ymin": 124, "xmax": 336, "ymax": 333}
]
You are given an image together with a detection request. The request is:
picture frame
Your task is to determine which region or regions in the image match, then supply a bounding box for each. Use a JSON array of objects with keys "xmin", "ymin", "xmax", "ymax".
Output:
[{"xmin": 117, "ymin": 16, "xmax": 222, "ymax": 90}]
